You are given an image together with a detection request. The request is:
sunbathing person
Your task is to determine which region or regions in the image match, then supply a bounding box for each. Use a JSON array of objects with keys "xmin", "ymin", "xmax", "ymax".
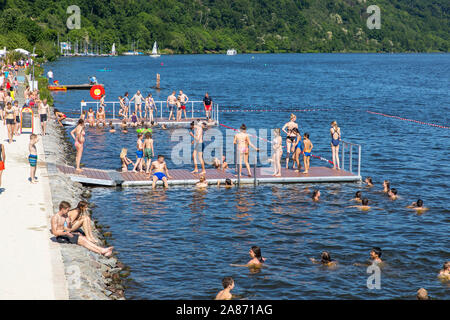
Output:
[
  {"xmin": 51, "ymin": 201, "xmax": 113, "ymax": 257},
  {"xmin": 67, "ymin": 201, "xmax": 98, "ymax": 243}
]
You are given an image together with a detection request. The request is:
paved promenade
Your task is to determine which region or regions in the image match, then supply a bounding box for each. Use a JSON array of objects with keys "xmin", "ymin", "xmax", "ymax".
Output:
[{"xmin": 0, "ymin": 71, "xmax": 68, "ymax": 299}]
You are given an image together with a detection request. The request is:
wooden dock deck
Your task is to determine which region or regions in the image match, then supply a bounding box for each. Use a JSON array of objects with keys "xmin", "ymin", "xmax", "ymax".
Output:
[{"xmin": 56, "ymin": 165, "xmax": 361, "ymax": 187}]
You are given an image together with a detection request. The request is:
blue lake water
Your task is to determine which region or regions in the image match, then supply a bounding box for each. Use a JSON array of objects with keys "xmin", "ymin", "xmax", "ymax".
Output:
[{"xmin": 47, "ymin": 54, "xmax": 450, "ymax": 299}]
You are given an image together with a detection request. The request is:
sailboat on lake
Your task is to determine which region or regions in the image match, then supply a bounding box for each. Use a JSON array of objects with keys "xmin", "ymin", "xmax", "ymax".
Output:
[{"xmin": 150, "ymin": 41, "xmax": 160, "ymax": 58}]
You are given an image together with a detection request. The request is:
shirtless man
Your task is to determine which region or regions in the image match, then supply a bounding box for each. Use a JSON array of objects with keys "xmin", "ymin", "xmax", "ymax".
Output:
[
  {"xmin": 38, "ymin": 98, "xmax": 50, "ymax": 135},
  {"xmin": 195, "ymin": 175, "xmax": 208, "ymax": 188},
  {"xmin": 51, "ymin": 201, "xmax": 114, "ymax": 257},
  {"xmin": 282, "ymin": 114, "xmax": 298, "ymax": 169},
  {"xmin": 130, "ymin": 90, "xmax": 144, "ymax": 120},
  {"xmin": 96, "ymin": 106, "xmax": 106, "ymax": 127},
  {"xmin": 407, "ymin": 199, "xmax": 429, "ymax": 213},
  {"xmin": 302, "ymin": 133, "xmax": 313, "ymax": 174},
  {"xmin": 167, "ymin": 91, "xmax": 177, "ymax": 121},
  {"xmin": 388, "ymin": 188, "xmax": 398, "ymax": 200},
  {"xmin": 215, "ymin": 277, "xmax": 234, "ymax": 300},
  {"xmin": 233, "ymin": 124, "xmax": 258, "ymax": 177},
  {"xmin": 370, "ymin": 247, "xmax": 383, "ymax": 264},
  {"xmin": 348, "ymin": 198, "xmax": 371, "ymax": 211},
  {"xmin": 179, "ymin": 90, "xmax": 189, "ymax": 119},
  {"xmin": 192, "ymin": 121, "xmax": 206, "ymax": 174},
  {"xmin": 150, "ymin": 155, "xmax": 172, "ymax": 188},
  {"xmin": 143, "ymin": 132, "xmax": 154, "ymax": 174}
]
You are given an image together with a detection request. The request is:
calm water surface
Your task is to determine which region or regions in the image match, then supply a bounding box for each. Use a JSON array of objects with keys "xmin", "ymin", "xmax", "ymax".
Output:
[{"xmin": 47, "ymin": 54, "xmax": 450, "ymax": 299}]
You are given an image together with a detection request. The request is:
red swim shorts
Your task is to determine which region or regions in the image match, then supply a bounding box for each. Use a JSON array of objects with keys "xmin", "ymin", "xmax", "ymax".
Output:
[
  {"xmin": 181, "ymin": 105, "xmax": 186, "ymax": 110},
  {"xmin": 205, "ymin": 105, "xmax": 212, "ymax": 111},
  {"xmin": 0, "ymin": 161, "xmax": 4, "ymax": 171}
]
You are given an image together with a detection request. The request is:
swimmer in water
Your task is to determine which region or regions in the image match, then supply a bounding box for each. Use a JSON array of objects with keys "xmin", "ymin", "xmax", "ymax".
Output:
[
  {"xmin": 215, "ymin": 277, "xmax": 234, "ymax": 300},
  {"xmin": 383, "ymin": 180, "xmax": 390, "ymax": 193},
  {"xmin": 351, "ymin": 191, "xmax": 363, "ymax": 202},
  {"xmin": 109, "ymin": 121, "xmax": 115, "ymax": 133},
  {"xmin": 230, "ymin": 246, "xmax": 266, "ymax": 268},
  {"xmin": 310, "ymin": 251, "xmax": 337, "ymax": 268},
  {"xmin": 407, "ymin": 199, "xmax": 429, "ymax": 213},
  {"xmin": 370, "ymin": 247, "xmax": 383, "ymax": 264},
  {"xmin": 195, "ymin": 175, "xmax": 208, "ymax": 188},
  {"xmin": 388, "ymin": 188, "xmax": 398, "ymax": 200},
  {"xmin": 217, "ymin": 178, "xmax": 234, "ymax": 188},
  {"xmin": 312, "ymin": 189, "xmax": 320, "ymax": 202},
  {"xmin": 348, "ymin": 198, "xmax": 371, "ymax": 210},
  {"xmin": 438, "ymin": 261, "xmax": 450, "ymax": 280},
  {"xmin": 365, "ymin": 177, "xmax": 374, "ymax": 187},
  {"xmin": 416, "ymin": 288, "xmax": 429, "ymax": 300}
]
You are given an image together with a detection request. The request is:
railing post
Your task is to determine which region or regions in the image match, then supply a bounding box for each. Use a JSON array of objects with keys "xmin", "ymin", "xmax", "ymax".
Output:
[
  {"xmin": 191, "ymin": 101, "xmax": 194, "ymax": 119},
  {"xmin": 113, "ymin": 102, "xmax": 115, "ymax": 119},
  {"xmin": 160, "ymin": 102, "xmax": 163, "ymax": 119},
  {"xmin": 358, "ymin": 145, "xmax": 361, "ymax": 178},
  {"xmin": 349, "ymin": 144, "xmax": 353, "ymax": 173},
  {"xmin": 341, "ymin": 142, "xmax": 345, "ymax": 171},
  {"xmin": 254, "ymin": 154, "xmax": 257, "ymax": 186}
]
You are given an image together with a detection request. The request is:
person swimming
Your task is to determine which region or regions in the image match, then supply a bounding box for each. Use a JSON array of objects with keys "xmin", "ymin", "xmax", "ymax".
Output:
[
  {"xmin": 349, "ymin": 198, "xmax": 371, "ymax": 210},
  {"xmin": 217, "ymin": 178, "xmax": 233, "ymax": 188},
  {"xmin": 383, "ymin": 180, "xmax": 390, "ymax": 193},
  {"xmin": 438, "ymin": 261, "xmax": 450, "ymax": 280},
  {"xmin": 365, "ymin": 177, "xmax": 374, "ymax": 187},
  {"xmin": 388, "ymin": 188, "xmax": 398, "ymax": 200},
  {"xmin": 310, "ymin": 251, "xmax": 337, "ymax": 267},
  {"xmin": 247, "ymin": 246, "xmax": 265, "ymax": 266},
  {"xmin": 215, "ymin": 277, "xmax": 235, "ymax": 300},
  {"xmin": 416, "ymin": 288, "xmax": 429, "ymax": 300},
  {"xmin": 370, "ymin": 247, "xmax": 383, "ymax": 264},
  {"xmin": 312, "ymin": 189, "xmax": 320, "ymax": 202},
  {"xmin": 351, "ymin": 191, "xmax": 363, "ymax": 202},
  {"xmin": 109, "ymin": 121, "xmax": 115, "ymax": 133},
  {"xmin": 196, "ymin": 175, "xmax": 208, "ymax": 188},
  {"xmin": 407, "ymin": 199, "xmax": 429, "ymax": 213}
]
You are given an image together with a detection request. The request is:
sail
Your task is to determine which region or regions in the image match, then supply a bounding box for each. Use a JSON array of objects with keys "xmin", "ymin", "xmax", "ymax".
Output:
[
  {"xmin": 152, "ymin": 42, "xmax": 158, "ymax": 55},
  {"xmin": 111, "ymin": 43, "xmax": 116, "ymax": 55}
]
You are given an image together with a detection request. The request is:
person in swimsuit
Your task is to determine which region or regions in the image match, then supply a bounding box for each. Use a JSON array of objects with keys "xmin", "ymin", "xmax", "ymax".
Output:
[
  {"xmin": 282, "ymin": 114, "xmax": 298, "ymax": 169},
  {"xmin": 312, "ymin": 189, "xmax": 320, "ymax": 202},
  {"xmin": 213, "ymin": 155, "xmax": 228, "ymax": 171},
  {"xmin": 233, "ymin": 124, "xmax": 259, "ymax": 177},
  {"xmin": 179, "ymin": 90, "xmax": 189, "ymax": 120},
  {"xmin": 53, "ymin": 108, "xmax": 66, "ymax": 127},
  {"xmin": 438, "ymin": 262, "xmax": 450, "ymax": 280},
  {"xmin": 132, "ymin": 133, "xmax": 144, "ymax": 172},
  {"xmin": 51, "ymin": 201, "xmax": 114, "ymax": 257},
  {"xmin": 247, "ymin": 246, "xmax": 266, "ymax": 267},
  {"xmin": 96, "ymin": 106, "xmax": 106, "ymax": 127},
  {"xmin": 143, "ymin": 132, "xmax": 154, "ymax": 174},
  {"xmin": 195, "ymin": 175, "xmax": 208, "ymax": 188},
  {"xmin": 351, "ymin": 191, "xmax": 363, "ymax": 202},
  {"xmin": 291, "ymin": 127, "xmax": 303, "ymax": 172},
  {"xmin": 87, "ymin": 108, "xmax": 95, "ymax": 127},
  {"xmin": 120, "ymin": 148, "xmax": 134, "ymax": 172},
  {"xmin": 99, "ymin": 94, "xmax": 106, "ymax": 109},
  {"xmin": 348, "ymin": 198, "xmax": 371, "ymax": 211},
  {"xmin": 130, "ymin": 90, "xmax": 144, "ymax": 120},
  {"xmin": 108, "ymin": 121, "xmax": 115, "ymax": 133},
  {"xmin": 118, "ymin": 96, "xmax": 128, "ymax": 119},
  {"xmin": 13, "ymin": 100, "xmax": 21, "ymax": 136},
  {"xmin": 175, "ymin": 97, "xmax": 183, "ymax": 122},
  {"xmin": 145, "ymin": 94, "xmax": 156, "ymax": 122},
  {"xmin": 330, "ymin": 121, "xmax": 341, "ymax": 170},
  {"xmin": 167, "ymin": 91, "xmax": 177, "ymax": 121},
  {"xmin": 4, "ymin": 102, "xmax": 15, "ymax": 143},
  {"xmin": 70, "ymin": 119, "xmax": 86, "ymax": 172},
  {"xmin": 388, "ymin": 188, "xmax": 398, "ymax": 200},
  {"xmin": 150, "ymin": 155, "xmax": 172, "ymax": 188},
  {"xmin": 130, "ymin": 112, "xmax": 138, "ymax": 127},
  {"xmin": 0, "ymin": 142, "xmax": 5, "ymax": 191},
  {"xmin": 192, "ymin": 120, "xmax": 206, "ymax": 174},
  {"xmin": 270, "ymin": 128, "xmax": 283, "ymax": 176},
  {"xmin": 215, "ymin": 277, "xmax": 235, "ymax": 300},
  {"xmin": 365, "ymin": 177, "xmax": 374, "ymax": 187},
  {"xmin": 203, "ymin": 92, "xmax": 213, "ymax": 120},
  {"xmin": 38, "ymin": 99, "xmax": 50, "ymax": 135},
  {"xmin": 383, "ymin": 180, "xmax": 390, "ymax": 193},
  {"xmin": 302, "ymin": 132, "xmax": 313, "ymax": 174},
  {"xmin": 28, "ymin": 134, "xmax": 39, "ymax": 183},
  {"xmin": 80, "ymin": 110, "xmax": 86, "ymax": 121},
  {"xmin": 407, "ymin": 199, "xmax": 429, "ymax": 213},
  {"xmin": 67, "ymin": 201, "xmax": 98, "ymax": 244}
]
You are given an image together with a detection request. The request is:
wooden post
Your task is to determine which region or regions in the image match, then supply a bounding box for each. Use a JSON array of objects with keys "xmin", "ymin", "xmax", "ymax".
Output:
[{"xmin": 156, "ymin": 73, "xmax": 160, "ymax": 89}]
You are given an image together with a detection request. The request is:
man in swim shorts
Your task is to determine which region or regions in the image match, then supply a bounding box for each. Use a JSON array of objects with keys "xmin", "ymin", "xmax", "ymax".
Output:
[
  {"xmin": 192, "ymin": 120, "xmax": 206, "ymax": 174},
  {"xmin": 167, "ymin": 91, "xmax": 177, "ymax": 121},
  {"xmin": 51, "ymin": 201, "xmax": 114, "ymax": 256},
  {"xmin": 178, "ymin": 90, "xmax": 189, "ymax": 119},
  {"xmin": 203, "ymin": 92, "xmax": 213, "ymax": 119},
  {"xmin": 143, "ymin": 132, "xmax": 154, "ymax": 174},
  {"xmin": 28, "ymin": 134, "xmax": 38, "ymax": 183},
  {"xmin": 150, "ymin": 155, "xmax": 172, "ymax": 188},
  {"xmin": 132, "ymin": 133, "xmax": 144, "ymax": 172}
]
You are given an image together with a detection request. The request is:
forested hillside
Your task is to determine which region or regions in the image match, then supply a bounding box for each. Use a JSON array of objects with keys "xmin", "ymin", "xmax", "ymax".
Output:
[{"xmin": 0, "ymin": 0, "xmax": 448, "ymax": 60}]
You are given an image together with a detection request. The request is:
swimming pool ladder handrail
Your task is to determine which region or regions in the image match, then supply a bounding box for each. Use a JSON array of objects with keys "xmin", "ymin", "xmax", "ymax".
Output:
[{"xmin": 340, "ymin": 140, "xmax": 362, "ymax": 178}]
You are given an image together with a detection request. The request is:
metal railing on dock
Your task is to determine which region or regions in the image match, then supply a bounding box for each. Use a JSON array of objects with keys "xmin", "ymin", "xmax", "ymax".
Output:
[
  {"xmin": 80, "ymin": 100, "xmax": 219, "ymax": 123},
  {"xmin": 341, "ymin": 140, "xmax": 362, "ymax": 178}
]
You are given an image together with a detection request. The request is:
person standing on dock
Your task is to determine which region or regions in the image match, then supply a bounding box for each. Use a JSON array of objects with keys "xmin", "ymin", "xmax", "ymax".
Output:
[
  {"xmin": 130, "ymin": 90, "xmax": 144, "ymax": 120},
  {"xmin": 179, "ymin": 90, "xmax": 189, "ymax": 119},
  {"xmin": 302, "ymin": 132, "xmax": 313, "ymax": 174},
  {"xmin": 233, "ymin": 124, "xmax": 258, "ymax": 177},
  {"xmin": 191, "ymin": 120, "xmax": 206, "ymax": 174},
  {"xmin": 203, "ymin": 92, "xmax": 213, "ymax": 120},
  {"xmin": 167, "ymin": 91, "xmax": 177, "ymax": 121},
  {"xmin": 70, "ymin": 119, "xmax": 86, "ymax": 173},
  {"xmin": 47, "ymin": 70, "xmax": 53, "ymax": 84},
  {"xmin": 145, "ymin": 93, "xmax": 156, "ymax": 122},
  {"xmin": 330, "ymin": 121, "xmax": 341, "ymax": 170},
  {"xmin": 282, "ymin": 114, "xmax": 298, "ymax": 169}
]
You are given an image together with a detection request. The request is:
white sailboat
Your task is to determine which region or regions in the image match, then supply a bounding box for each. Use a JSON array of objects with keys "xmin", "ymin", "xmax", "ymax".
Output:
[
  {"xmin": 150, "ymin": 41, "xmax": 160, "ymax": 58},
  {"xmin": 111, "ymin": 43, "xmax": 116, "ymax": 56}
]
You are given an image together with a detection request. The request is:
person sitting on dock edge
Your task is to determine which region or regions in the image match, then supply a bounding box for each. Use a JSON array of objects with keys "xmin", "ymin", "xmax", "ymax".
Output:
[{"xmin": 150, "ymin": 155, "xmax": 172, "ymax": 188}]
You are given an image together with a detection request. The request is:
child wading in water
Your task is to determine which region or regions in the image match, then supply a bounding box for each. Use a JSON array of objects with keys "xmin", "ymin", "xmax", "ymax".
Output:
[
  {"xmin": 120, "ymin": 148, "xmax": 134, "ymax": 172},
  {"xmin": 302, "ymin": 132, "xmax": 313, "ymax": 174},
  {"xmin": 215, "ymin": 277, "xmax": 235, "ymax": 300},
  {"xmin": 133, "ymin": 133, "xmax": 144, "ymax": 172},
  {"xmin": 28, "ymin": 134, "xmax": 39, "ymax": 183},
  {"xmin": 143, "ymin": 132, "xmax": 154, "ymax": 174}
]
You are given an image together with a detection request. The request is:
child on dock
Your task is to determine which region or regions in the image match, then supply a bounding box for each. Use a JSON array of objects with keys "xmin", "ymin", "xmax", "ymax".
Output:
[
  {"xmin": 215, "ymin": 277, "xmax": 234, "ymax": 300},
  {"xmin": 143, "ymin": 132, "xmax": 154, "ymax": 174},
  {"xmin": 133, "ymin": 134, "xmax": 144, "ymax": 172},
  {"xmin": 302, "ymin": 132, "xmax": 313, "ymax": 174},
  {"xmin": 28, "ymin": 134, "xmax": 38, "ymax": 183}
]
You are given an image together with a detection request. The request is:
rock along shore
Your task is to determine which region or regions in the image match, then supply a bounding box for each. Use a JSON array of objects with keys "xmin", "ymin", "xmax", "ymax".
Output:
[{"xmin": 42, "ymin": 118, "xmax": 127, "ymax": 300}]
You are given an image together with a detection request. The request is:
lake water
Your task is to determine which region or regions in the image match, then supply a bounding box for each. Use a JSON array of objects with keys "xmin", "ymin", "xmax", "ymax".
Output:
[{"xmin": 47, "ymin": 54, "xmax": 450, "ymax": 299}]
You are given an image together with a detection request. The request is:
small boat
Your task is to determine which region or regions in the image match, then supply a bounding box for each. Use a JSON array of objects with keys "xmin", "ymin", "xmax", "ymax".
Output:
[
  {"xmin": 226, "ymin": 48, "xmax": 237, "ymax": 56},
  {"xmin": 111, "ymin": 43, "xmax": 116, "ymax": 56},
  {"xmin": 48, "ymin": 84, "xmax": 104, "ymax": 91},
  {"xmin": 150, "ymin": 41, "xmax": 160, "ymax": 58},
  {"xmin": 48, "ymin": 86, "xmax": 67, "ymax": 91}
]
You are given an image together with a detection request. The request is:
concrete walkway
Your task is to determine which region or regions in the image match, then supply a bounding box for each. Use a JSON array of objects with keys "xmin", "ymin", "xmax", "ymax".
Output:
[{"xmin": 0, "ymin": 71, "xmax": 68, "ymax": 299}]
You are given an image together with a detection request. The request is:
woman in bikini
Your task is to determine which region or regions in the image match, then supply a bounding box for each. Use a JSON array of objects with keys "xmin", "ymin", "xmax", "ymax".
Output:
[
  {"xmin": 330, "ymin": 121, "xmax": 341, "ymax": 170},
  {"xmin": 282, "ymin": 114, "xmax": 298, "ymax": 169},
  {"xmin": 292, "ymin": 128, "xmax": 303, "ymax": 172},
  {"xmin": 87, "ymin": 108, "xmax": 95, "ymax": 127},
  {"xmin": 67, "ymin": 201, "xmax": 98, "ymax": 244},
  {"xmin": 233, "ymin": 124, "xmax": 259, "ymax": 177},
  {"xmin": 70, "ymin": 119, "xmax": 85, "ymax": 172}
]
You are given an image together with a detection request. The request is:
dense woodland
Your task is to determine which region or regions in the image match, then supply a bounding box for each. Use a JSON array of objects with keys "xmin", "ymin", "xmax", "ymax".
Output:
[{"xmin": 0, "ymin": 0, "xmax": 448, "ymax": 60}]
